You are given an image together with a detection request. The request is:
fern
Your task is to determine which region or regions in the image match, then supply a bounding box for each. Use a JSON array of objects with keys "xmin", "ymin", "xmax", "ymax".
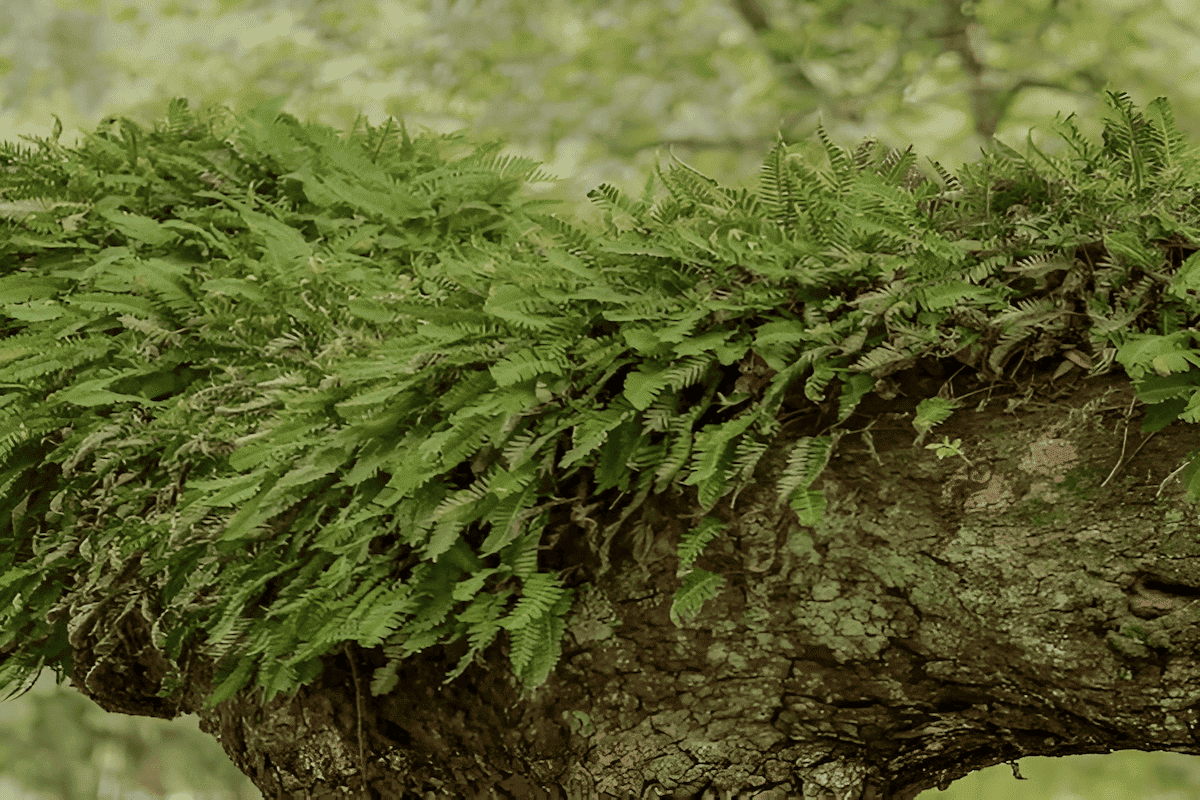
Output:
[
  {"xmin": 759, "ymin": 139, "xmax": 798, "ymax": 233},
  {"xmin": 775, "ymin": 435, "xmax": 838, "ymax": 523},
  {"xmin": 669, "ymin": 568, "xmax": 725, "ymax": 626},
  {"xmin": 443, "ymin": 591, "xmax": 506, "ymax": 683},
  {"xmin": 6, "ymin": 91, "xmax": 1200, "ymax": 712},
  {"xmin": 816, "ymin": 126, "xmax": 854, "ymax": 194},
  {"xmin": 677, "ymin": 515, "xmax": 725, "ymax": 574}
]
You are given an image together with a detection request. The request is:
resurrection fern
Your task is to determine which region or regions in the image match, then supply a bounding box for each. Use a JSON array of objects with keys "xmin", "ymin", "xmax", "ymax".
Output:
[{"xmin": 3, "ymin": 90, "xmax": 1200, "ymax": 712}]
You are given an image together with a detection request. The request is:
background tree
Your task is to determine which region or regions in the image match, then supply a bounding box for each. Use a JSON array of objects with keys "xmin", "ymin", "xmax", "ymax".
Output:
[
  {"xmin": 5, "ymin": 0, "xmax": 1200, "ymax": 224},
  {"xmin": 3, "ymin": 0, "xmax": 1200, "ymax": 798}
]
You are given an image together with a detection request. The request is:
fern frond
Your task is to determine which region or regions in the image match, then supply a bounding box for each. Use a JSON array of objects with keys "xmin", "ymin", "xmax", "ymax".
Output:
[
  {"xmin": 669, "ymin": 568, "xmax": 724, "ymax": 626},
  {"xmin": 676, "ymin": 515, "xmax": 724, "ymax": 573},
  {"xmin": 775, "ymin": 435, "xmax": 836, "ymax": 511},
  {"xmin": 815, "ymin": 126, "xmax": 853, "ymax": 194}
]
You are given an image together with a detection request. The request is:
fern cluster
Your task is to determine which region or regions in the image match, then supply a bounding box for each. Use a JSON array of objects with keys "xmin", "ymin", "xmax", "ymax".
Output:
[{"xmin": 1, "ymin": 91, "xmax": 1198, "ymax": 708}]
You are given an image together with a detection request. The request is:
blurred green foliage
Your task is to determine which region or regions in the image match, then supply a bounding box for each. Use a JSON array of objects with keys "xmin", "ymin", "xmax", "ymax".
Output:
[
  {"xmin": 920, "ymin": 751, "xmax": 1200, "ymax": 800},
  {"xmin": 0, "ymin": 673, "xmax": 259, "ymax": 799}
]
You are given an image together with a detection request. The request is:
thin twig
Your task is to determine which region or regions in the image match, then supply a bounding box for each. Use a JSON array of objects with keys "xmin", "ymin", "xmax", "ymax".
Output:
[
  {"xmin": 1158, "ymin": 460, "xmax": 1193, "ymax": 498},
  {"xmin": 1101, "ymin": 397, "xmax": 1156, "ymax": 489},
  {"xmin": 345, "ymin": 642, "xmax": 367, "ymax": 793}
]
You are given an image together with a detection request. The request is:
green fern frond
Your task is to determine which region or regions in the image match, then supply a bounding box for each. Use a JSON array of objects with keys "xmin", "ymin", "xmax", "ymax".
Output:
[
  {"xmin": 669, "ymin": 568, "xmax": 724, "ymax": 626},
  {"xmin": 879, "ymin": 145, "xmax": 918, "ymax": 187},
  {"xmin": 851, "ymin": 341, "xmax": 918, "ymax": 374},
  {"xmin": 852, "ymin": 137, "xmax": 880, "ymax": 170},
  {"xmin": 1145, "ymin": 96, "xmax": 1192, "ymax": 175},
  {"xmin": 490, "ymin": 345, "xmax": 571, "ymax": 387},
  {"xmin": 1050, "ymin": 112, "xmax": 1097, "ymax": 165},
  {"xmin": 501, "ymin": 529, "xmax": 541, "ymax": 580},
  {"xmin": 928, "ymin": 159, "xmax": 960, "ymax": 191},
  {"xmin": 506, "ymin": 602, "xmax": 554, "ymax": 686},
  {"xmin": 775, "ymin": 435, "xmax": 837, "ymax": 513},
  {"xmin": 503, "ymin": 572, "xmax": 566, "ymax": 629},
  {"xmin": 587, "ymin": 182, "xmax": 651, "ymax": 223},
  {"xmin": 652, "ymin": 413, "xmax": 700, "ymax": 493},
  {"xmin": 560, "ymin": 407, "xmax": 634, "ymax": 470},
  {"xmin": 677, "ymin": 514, "xmax": 725, "ymax": 573},
  {"xmin": 815, "ymin": 126, "xmax": 853, "ymax": 193},
  {"xmin": 758, "ymin": 140, "xmax": 798, "ymax": 233},
  {"xmin": 443, "ymin": 591, "xmax": 506, "ymax": 683}
]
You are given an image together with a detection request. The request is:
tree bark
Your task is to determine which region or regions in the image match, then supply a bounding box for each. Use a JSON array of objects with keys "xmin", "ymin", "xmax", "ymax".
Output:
[{"xmin": 67, "ymin": 366, "xmax": 1200, "ymax": 799}]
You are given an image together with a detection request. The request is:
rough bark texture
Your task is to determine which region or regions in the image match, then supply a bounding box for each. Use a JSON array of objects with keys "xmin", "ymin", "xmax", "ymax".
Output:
[{"xmin": 69, "ymin": 365, "xmax": 1200, "ymax": 799}]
